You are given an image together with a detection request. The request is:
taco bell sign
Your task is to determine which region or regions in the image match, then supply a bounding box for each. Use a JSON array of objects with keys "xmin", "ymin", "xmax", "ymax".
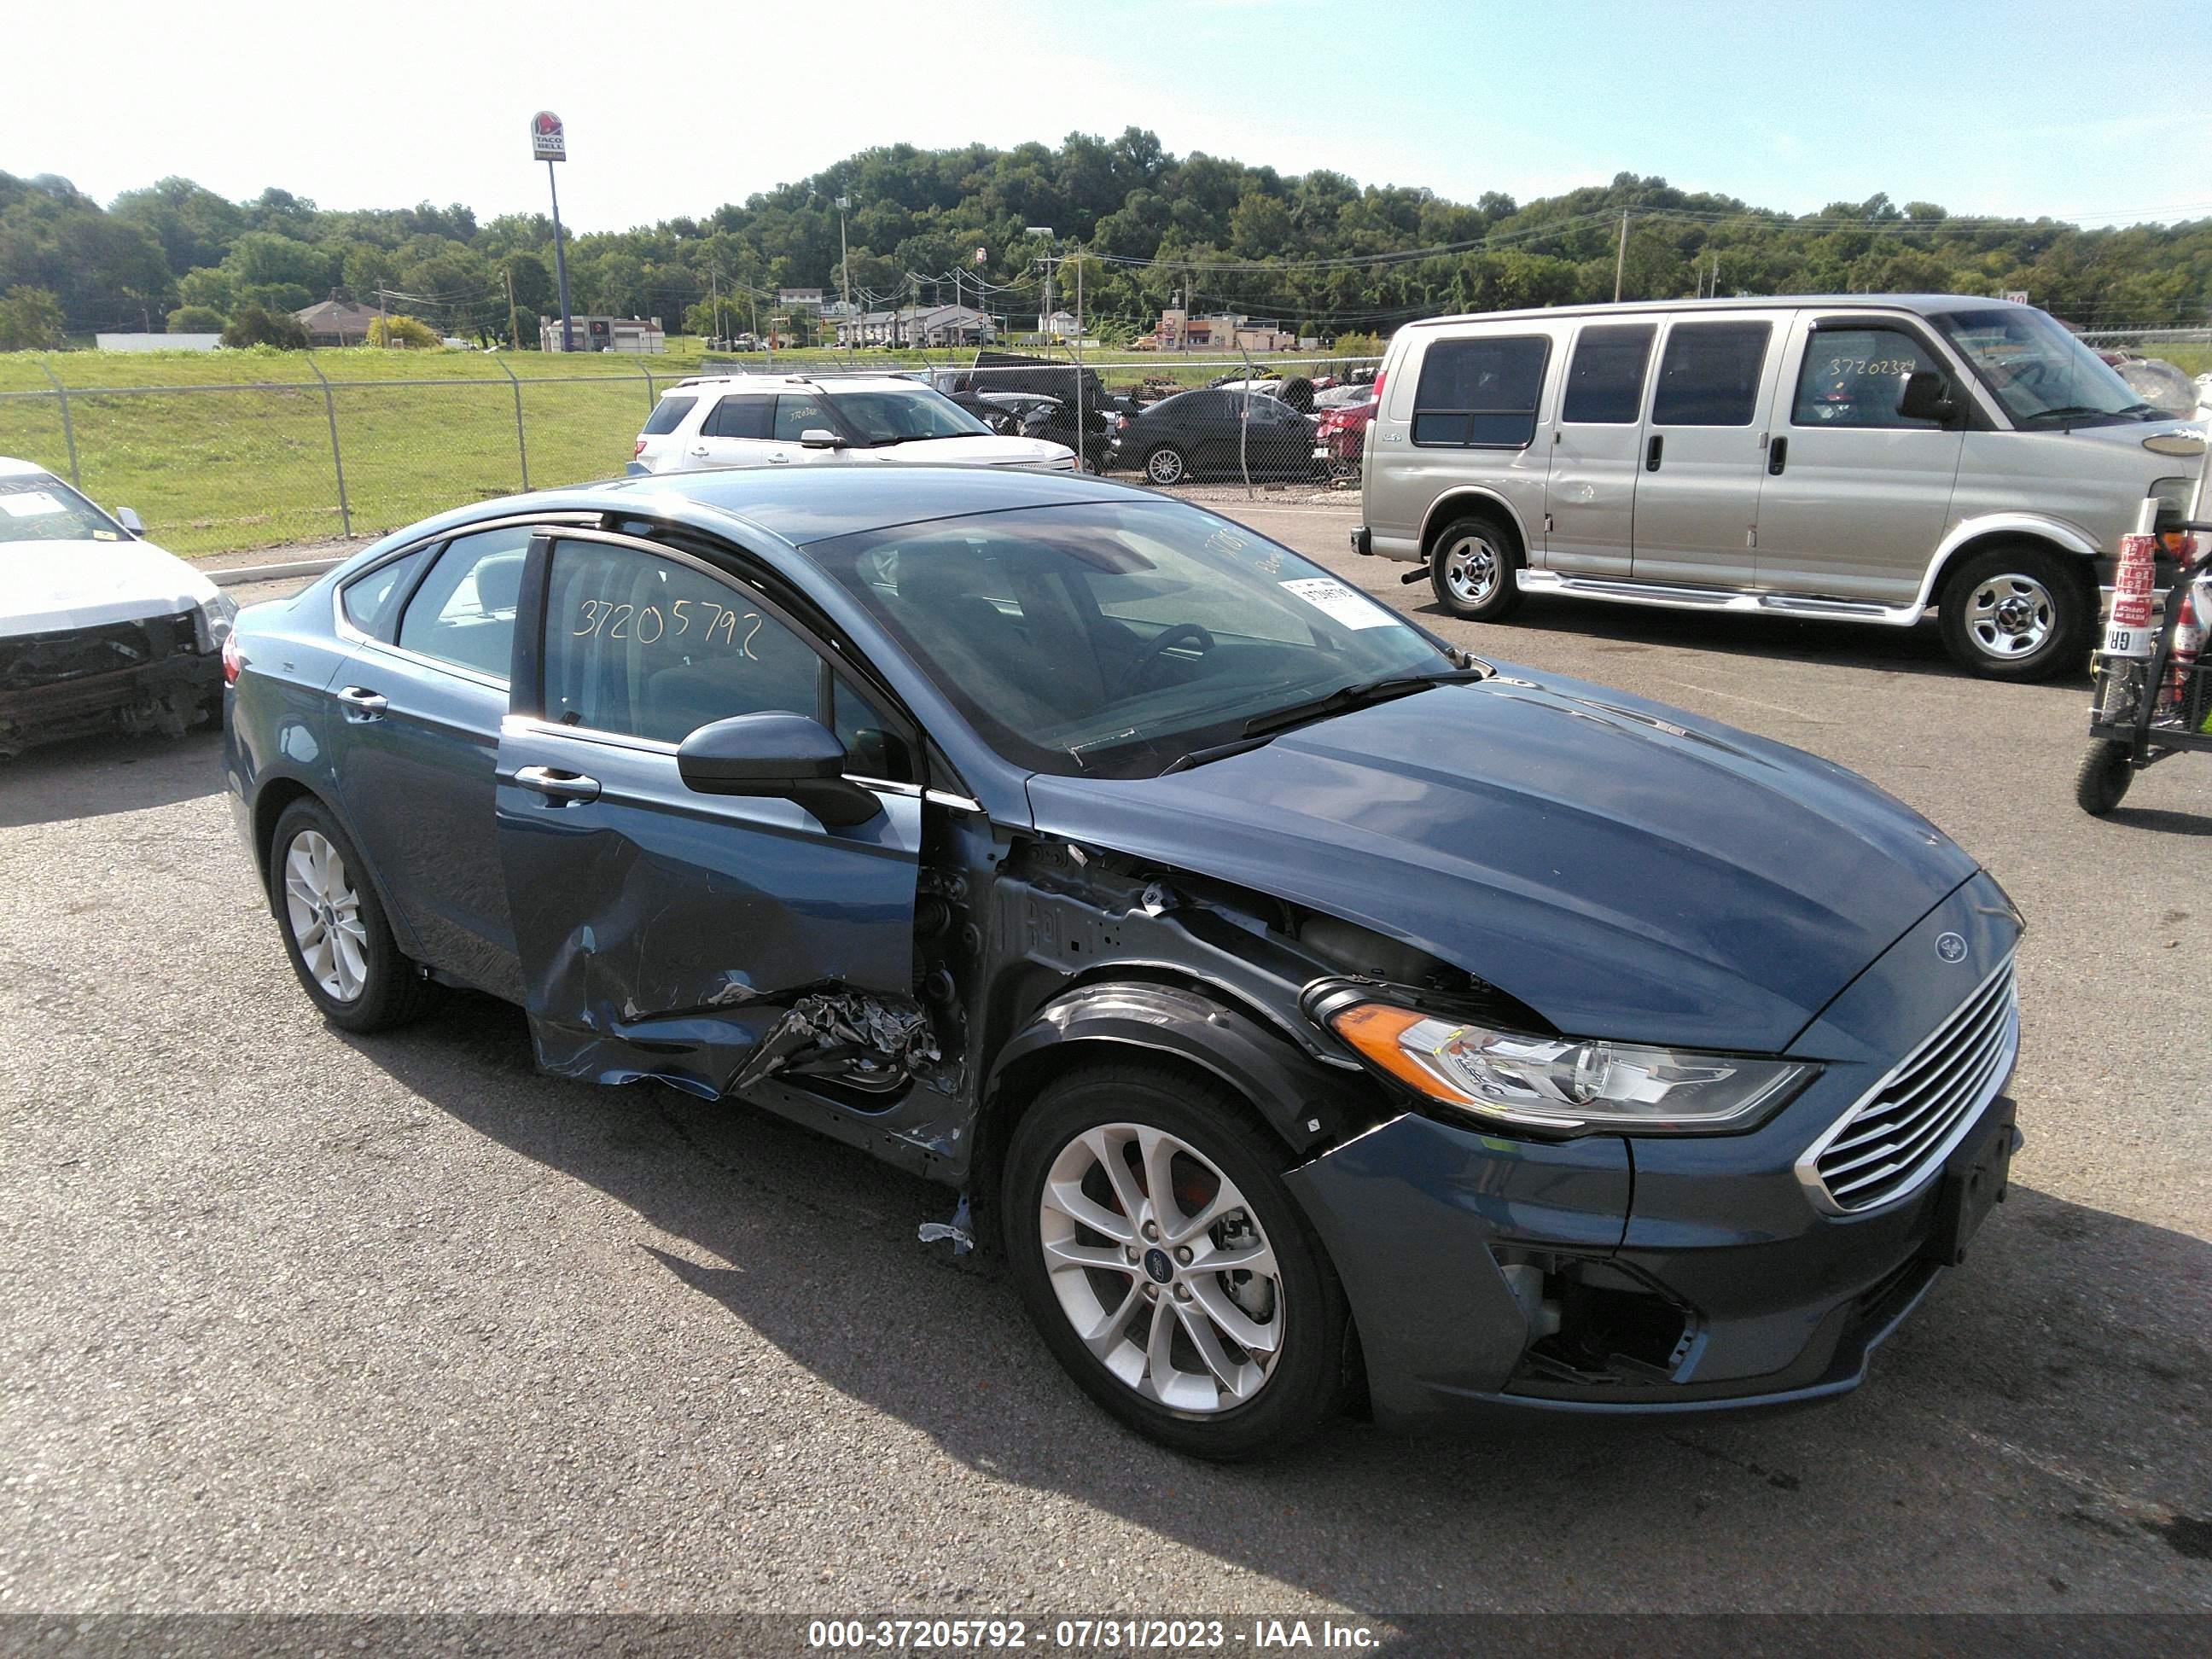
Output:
[{"xmin": 532, "ymin": 111, "xmax": 566, "ymax": 162}]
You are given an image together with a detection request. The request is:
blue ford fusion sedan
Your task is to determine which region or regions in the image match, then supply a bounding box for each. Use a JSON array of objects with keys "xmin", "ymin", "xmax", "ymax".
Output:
[{"xmin": 224, "ymin": 465, "xmax": 2022, "ymax": 1459}]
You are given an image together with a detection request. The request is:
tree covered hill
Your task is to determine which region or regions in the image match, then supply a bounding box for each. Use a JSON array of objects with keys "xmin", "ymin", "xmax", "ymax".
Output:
[{"xmin": 3, "ymin": 129, "xmax": 2207, "ymax": 348}]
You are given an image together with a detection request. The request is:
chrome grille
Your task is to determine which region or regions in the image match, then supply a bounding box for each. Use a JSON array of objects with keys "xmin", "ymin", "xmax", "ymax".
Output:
[{"xmin": 1798, "ymin": 956, "xmax": 2019, "ymax": 1214}]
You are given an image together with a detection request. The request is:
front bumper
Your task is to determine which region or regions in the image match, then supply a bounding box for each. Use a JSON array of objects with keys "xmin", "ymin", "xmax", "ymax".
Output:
[
  {"xmin": 0, "ymin": 649, "xmax": 222, "ymax": 756},
  {"xmin": 1285, "ymin": 871, "xmax": 2024, "ymax": 1427}
]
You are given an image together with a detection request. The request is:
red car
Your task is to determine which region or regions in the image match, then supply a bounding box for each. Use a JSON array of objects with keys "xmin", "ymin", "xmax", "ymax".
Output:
[{"xmin": 1312, "ymin": 388, "xmax": 1377, "ymax": 480}]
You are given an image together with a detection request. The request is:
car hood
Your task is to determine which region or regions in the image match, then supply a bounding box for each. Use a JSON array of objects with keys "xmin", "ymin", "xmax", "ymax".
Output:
[
  {"xmin": 865, "ymin": 435, "xmax": 1073, "ymax": 467},
  {"xmin": 0, "ymin": 538, "xmax": 220, "ymax": 637},
  {"xmin": 1026, "ymin": 668, "xmax": 1978, "ymax": 1053}
]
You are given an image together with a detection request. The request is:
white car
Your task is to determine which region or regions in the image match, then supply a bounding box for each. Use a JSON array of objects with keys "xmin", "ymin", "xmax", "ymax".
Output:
[
  {"xmin": 631, "ymin": 375, "xmax": 1077, "ymax": 475},
  {"xmin": 0, "ymin": 457, "xmax": 234, "ymax": 758}
]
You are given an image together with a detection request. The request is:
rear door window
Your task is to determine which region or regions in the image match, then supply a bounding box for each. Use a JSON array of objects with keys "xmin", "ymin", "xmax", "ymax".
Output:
[
  {"xmin": 706, "ymin": 397, "xmax": 773, "ymax": 439},
  {"xmin": 1562, "ymin": 324, "xmax": 1657, "ymax": 424},
  {"xmin": 642, "ymin": 395, "xmax": 698, "ymax": 436},
  {"xmin": 1411, "ymin": 335, "xmax": 1548, "ymax": 447},
  {"xmin": 1650, "ymin": 323, "xmax": 1773, "ymax": 427},
  {"xmin": 396, "ymin": 525, "xmax": 533, "ymax": 681}
]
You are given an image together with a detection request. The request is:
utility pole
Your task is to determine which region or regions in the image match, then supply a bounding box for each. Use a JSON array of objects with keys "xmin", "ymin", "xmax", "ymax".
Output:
[
  {"xmin": 835, "ymin": 195, "xmax": 852, "ymax": 351},
  {"xmin": 709, "ymin": 265, "xmax": 719, "ymax": 347},
  {"xmin": 504, "ymin": 266, "xmax": 521, "ymax": 348},
  {"xmin": 1613, "ymin": 208, "xmax": 1629, "ymax": 304},
  {"xmin": 1026, "ymin": 225, "xmax": 1055, "ymax": 341},
  {"xmin": 377, "ymin": 287, "xmax": 388, "ymax": 347}
]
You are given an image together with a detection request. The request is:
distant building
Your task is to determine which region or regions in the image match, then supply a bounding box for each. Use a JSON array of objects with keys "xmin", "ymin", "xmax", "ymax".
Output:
[
  {"xmin": 294, "ymin": 298, "xmax": 382, "ymax": 346},
  {"xmin": 777, "ymin": 288, "xmax": 826, "ymax": 308},
  {"xmin": 96, "ymin": 332, "xmax": 219, "ymax": 352},
  {"xmin": 538, "ymin": 315, "xmax": 667, "ymax": 353},
  {"xmin": 1155, "ymin": 308, "xmax": 1296, "ymax": 353},
  {"xmin": 1041, "ymin": 310, "xmax": 1081, "ymax": 340},
  {"xmin": 835, "ymin": 304, "xmax": 998, "ymax": 349}
]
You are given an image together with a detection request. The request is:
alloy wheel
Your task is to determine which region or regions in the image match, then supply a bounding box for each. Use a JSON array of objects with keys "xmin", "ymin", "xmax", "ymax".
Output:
[
  {"xmin": 1966, "ymin": 573, "xmax": 2056, "ymax": 661},
  {"xmin": 1145, "ymin": 448, "xmax": 1186, "ymax": 486},
  {"xmin": 282, "ymin": 830, "xmax": 370, "ymax": 1002},
  {"xmin": 1037, "ymin": 1122, "xmax": 1284, "ymax": 1413}
]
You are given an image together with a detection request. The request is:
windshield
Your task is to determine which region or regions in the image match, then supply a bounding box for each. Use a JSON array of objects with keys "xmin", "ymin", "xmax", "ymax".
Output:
[
  {"xmin": 828, "ymin": 387, "xmax": 992, "ymax": 444},
  {"xmin": 808, "ymin": 500, "xmax": 1454, "ymax": 778},
  {"xmin": 0, "ymin": 474, "xmax": 125, "ymax": 545},
  {"xmin": 1932, "ymin": 308, "xmax": 2154, "ymax": 428}
]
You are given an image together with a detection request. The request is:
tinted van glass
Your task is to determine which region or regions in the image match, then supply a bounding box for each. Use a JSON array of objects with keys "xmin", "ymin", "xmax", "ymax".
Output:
[
  {"xmin": 1412, "ymin": 336, "xmax": 1548, "ymax": 447},
  {"xmin": 1650, "ymin": 323, "xmax": 1772, "ymax": 427},
  {"xmin": 1562, "ymin": 324, "xmax": 1656, "ymax": 424}
]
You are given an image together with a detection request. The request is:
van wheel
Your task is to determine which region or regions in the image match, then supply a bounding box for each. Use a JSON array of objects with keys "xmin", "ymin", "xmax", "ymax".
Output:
[
  {"xmin": 2074, "ymin": 740, "xmax": 2133, "ymax": 815},
  {"xmin": 1427, "ymin": 514, "xmax": 1523, "ymax": 621},
  {"xmin": 1939, "ymin": 544, "xmax": 2090, "ymax": 681},
  {"xmin": 1001, "ymin": 1061, "xmax": 1351, "ymax": 1460}
]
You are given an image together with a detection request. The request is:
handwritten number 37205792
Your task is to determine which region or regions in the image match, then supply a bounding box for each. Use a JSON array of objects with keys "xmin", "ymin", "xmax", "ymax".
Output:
[{"xmin": 573, "ymin": 597, "xmax": 762, "ymax": 660}]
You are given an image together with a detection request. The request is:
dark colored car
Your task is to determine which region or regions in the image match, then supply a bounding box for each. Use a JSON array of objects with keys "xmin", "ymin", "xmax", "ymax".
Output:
[
  {"xmin": 1119, "ymin": 388, "xmax": 1321, "ymax": 486},
  {"xmin": 947, "ymin": 390, "xmax": 1118, "ymax": 472},
  {"xmin": 225, "ymin": 466, "xmax": 2023, "ymax": 1459}
]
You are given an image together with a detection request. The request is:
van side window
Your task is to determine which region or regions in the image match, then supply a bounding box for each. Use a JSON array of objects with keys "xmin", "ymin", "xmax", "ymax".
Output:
[
  {"xmin": 1792, "ymin": 328, "xmax": 1942, "ymax": 429},
  {"xmin": 1562, "ymin": 324, "xmax": 1656, "ymax": 424},
  {"xmin": 1650, "ymin": 323, "xmax": 1772, "ymax": 427},
  {"xmin": 1411, "ymin": 336, "xmax": 1548, "ymax": 448}
]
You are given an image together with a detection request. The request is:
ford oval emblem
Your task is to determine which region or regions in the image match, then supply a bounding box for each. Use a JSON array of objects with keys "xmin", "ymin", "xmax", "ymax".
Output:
[{"xmin": 1936, "ymin": 932, "xmax": 1968, "ymax": 963}]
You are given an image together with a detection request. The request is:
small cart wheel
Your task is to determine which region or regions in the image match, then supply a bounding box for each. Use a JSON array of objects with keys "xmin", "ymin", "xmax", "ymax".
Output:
[{"xmin": 2074, "ymin": 740, "xmax": 2133, "ymax": 816}]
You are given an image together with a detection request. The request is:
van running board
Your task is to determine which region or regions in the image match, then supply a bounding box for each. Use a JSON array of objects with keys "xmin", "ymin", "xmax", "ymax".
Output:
[{"xmin": 1516, "ymin": 571, "xmax": 1928, "ymax": 628}]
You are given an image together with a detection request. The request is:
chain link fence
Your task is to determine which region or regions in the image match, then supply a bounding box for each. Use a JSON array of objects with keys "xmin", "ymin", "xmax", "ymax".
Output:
[{"xmin": 0, "ymin": 350, "xmax": 1381, "ymax": 557}]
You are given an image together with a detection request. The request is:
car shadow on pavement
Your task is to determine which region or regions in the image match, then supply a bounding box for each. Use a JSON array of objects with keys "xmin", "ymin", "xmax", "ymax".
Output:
[
  {"xmin": 350, "ymin": 991, "xmax": 2212, "ymax": 1614},
  {"xmin": 0, "ymin": 728, "xmax": 224, "ymax": 829},
  {"xmin": 1436, "ymin": 596, "xmax": 2087, "ymax": 686},
  {"xmin": 2101, "ymin": 804, "xmax": 2212, "ymax": 836}
]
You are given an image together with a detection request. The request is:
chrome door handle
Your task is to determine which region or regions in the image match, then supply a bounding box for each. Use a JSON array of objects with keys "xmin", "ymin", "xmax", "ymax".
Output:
[
  {"xmin": 513, "ymin": 765, "xmax": 601, "ymax": 805},
  {"xmin": 336, "ymin": 685, "xmax": 387, "ymax": 721},
  {"xmin": 689, "ymin": 445, "xmax": 711, "ymax": 457},
  {"xmin": 769, "ymin": 453, "xmax": 791, "ymax": 463}
]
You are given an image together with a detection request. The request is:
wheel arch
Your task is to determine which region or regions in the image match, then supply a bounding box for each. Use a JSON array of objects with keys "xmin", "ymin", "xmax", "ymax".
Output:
[
  {"xmin": 1418, "ymin": 488, "xmax": 1530, "ymax": 565},
  {"xmin": 253, "ymin": 775, "xmax": 425, "ymax": 961},
  {"xmin": 1922, "ymin": 515, "xmax": 2101, "ymax": 611}
]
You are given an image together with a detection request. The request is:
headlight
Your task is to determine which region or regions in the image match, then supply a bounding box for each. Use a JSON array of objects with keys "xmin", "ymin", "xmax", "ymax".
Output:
[
  {"xmin": 193, "ymin": 591, "xmax": 238, "ymax": 653},
  {"xmin": 1325, "ymin": 1001, "xmax": 1813, "ymax": 1135}
]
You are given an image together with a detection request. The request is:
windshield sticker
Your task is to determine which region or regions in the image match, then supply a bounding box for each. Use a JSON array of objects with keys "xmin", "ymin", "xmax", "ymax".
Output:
[
  {"xmin": 1278, "ymin": 577, "xmax": 1400, "ymax": 631},
  {"xmin": 0, "ymin": 491, "xmax": 68, "ymax": 519}
]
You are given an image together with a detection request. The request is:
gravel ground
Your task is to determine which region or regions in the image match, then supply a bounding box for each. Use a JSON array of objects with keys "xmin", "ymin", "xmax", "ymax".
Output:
[{"xmin": 1, "ymin": 502, "xmax": 2207, "ymax": 1623}]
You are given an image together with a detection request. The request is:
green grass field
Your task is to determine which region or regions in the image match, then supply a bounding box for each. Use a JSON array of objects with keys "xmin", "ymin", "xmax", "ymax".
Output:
[{"xmin": 0, "ymin": 340, "xmax": 1359, "ymax": 556}]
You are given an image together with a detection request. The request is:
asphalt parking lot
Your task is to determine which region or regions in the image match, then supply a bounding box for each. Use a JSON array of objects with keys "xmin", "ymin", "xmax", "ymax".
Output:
[{"xmin": 2, "ymin": 504, "xmax": 2207, "ymax": 1621}]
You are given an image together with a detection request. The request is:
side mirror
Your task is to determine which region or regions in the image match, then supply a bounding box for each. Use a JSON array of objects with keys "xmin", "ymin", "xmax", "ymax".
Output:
[
  {"xmin": 676, "ymin": 711, "xmax": 881, "ymax": 828},
  {"xmin": 116, "ymin": 507, "xmax": 145, "ymax": 536},
  {"xmin": 1897, "ymin": 370, "xmax": 1959, "ymax": 425},
  {"xmin": 799, "ymin": 428, "xmax": 846, "ymax": 450}
]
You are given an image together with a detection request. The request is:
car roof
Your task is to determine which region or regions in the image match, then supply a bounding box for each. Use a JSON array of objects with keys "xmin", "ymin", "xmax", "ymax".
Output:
[
  {"xmin": 1400, "ymin": 294, "xmax": 2025, "ymax": 333},
  {"xmin": 607, "ymin": 463, "xmax": 1144, "ymax": 547},
  {"xmin": 0, "ymin": 455, "xmax": 59, "ymax": 480},
  {"xmin": 665, "ymin": 374, "xmax": 930, "ymax": 398}
]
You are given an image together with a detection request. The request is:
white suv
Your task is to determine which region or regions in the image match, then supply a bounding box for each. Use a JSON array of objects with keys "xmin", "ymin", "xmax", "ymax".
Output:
[{"xmin": 631, "ymin": 375, "xmax": 1077, "ymax": 475}]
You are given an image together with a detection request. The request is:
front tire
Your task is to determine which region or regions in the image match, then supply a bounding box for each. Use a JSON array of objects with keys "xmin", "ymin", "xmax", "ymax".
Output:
[
  {"xmin": 1143, "ymin": 445, "xmax": 1189, "ymax": 486},
  {"xmin": 1939, "ymin": 544, "xmax": 2090, "ymax": 681},
  {"xmin": 2074, "ymin": 740, "xmax": 2134, "ymax": 815},
  {"xmin": 1001, "ymin": 1061, "xmax": 1351, "ymax": 1460},
  {"xmin": 1427, "ymin": 513, "xmax": 1524, "ymax": 621},
  {"xmin": 267, "ymin": 799, "xmax": 434, "ymax": 1033}
]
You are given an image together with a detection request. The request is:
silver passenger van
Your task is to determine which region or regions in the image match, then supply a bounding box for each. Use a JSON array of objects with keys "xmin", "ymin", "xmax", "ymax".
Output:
[{"xmin": 1354, "ymin": 296, "xmax": 2207, "ymax": 678}]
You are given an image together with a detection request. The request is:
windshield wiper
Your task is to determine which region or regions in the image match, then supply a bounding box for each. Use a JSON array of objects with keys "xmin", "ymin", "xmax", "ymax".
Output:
[
  {"xmin": 2023, "ymin": 405, "xmax": 2122, "ymax": 426},
  {"xmin": 1159, "ymin": 668, "xmax": 1487, "ymax": 774}
]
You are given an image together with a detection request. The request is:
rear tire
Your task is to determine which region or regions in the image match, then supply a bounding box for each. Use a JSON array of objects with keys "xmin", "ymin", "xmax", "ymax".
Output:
[
  {"xmin": 1143, "ymin": 445, "xmax": 1189, "ymax": 487},
  {"xmin": 2074, "ymin": 740, "xmax": 2133, "ymax": 816},
  {"xmin": 1427, "ymin": 513, "xmax": 1524, "ymax": 622},
  {"xmin": 1001, "ymin": 1060, "xmax": 1351, "ymax": 1460},
  {"xmin": 1939, "ymin": 544, "xmax": 2091, "ymax": 682},
  {"xmin": 267, "ymin": 799, "xmax": 434, "ymax": 1033}
]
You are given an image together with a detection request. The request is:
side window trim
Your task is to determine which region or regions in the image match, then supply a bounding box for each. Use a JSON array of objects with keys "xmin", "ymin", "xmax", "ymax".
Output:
[{"xmin": 521, "ymin": 527, "xmax": 928, "ymax": 783}]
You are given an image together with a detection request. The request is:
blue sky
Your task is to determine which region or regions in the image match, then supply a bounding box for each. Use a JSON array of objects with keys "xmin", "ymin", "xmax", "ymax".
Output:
[{"xmin": 8, "ymin": 0, "xmax": 2209, "ymax": 231}]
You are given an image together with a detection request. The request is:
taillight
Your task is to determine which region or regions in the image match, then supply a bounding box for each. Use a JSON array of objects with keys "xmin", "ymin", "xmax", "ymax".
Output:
[
  {"xmin": 1371, "ymin": 370, "xmax": 1385, "ymax": 408},
  {"xmin": 221, "ymin": 631, "xmax": 242, "ymax": 685},
  {"xmin": 634, "ymin": 439, "xmax": 649, "ymax": 457}
]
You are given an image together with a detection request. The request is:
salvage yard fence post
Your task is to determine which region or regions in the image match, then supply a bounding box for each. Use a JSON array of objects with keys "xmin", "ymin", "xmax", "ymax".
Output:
[
  {"xmin": 36, "ymin": 360, "xmax": 80, "ymax": 487},
  {"xmin": 301, "ymin": 353, "xmax": 353, "ymax": 538},
  {"xmin": 492, "ymin": 353, "xmax": 530, "ymax": 490}
]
